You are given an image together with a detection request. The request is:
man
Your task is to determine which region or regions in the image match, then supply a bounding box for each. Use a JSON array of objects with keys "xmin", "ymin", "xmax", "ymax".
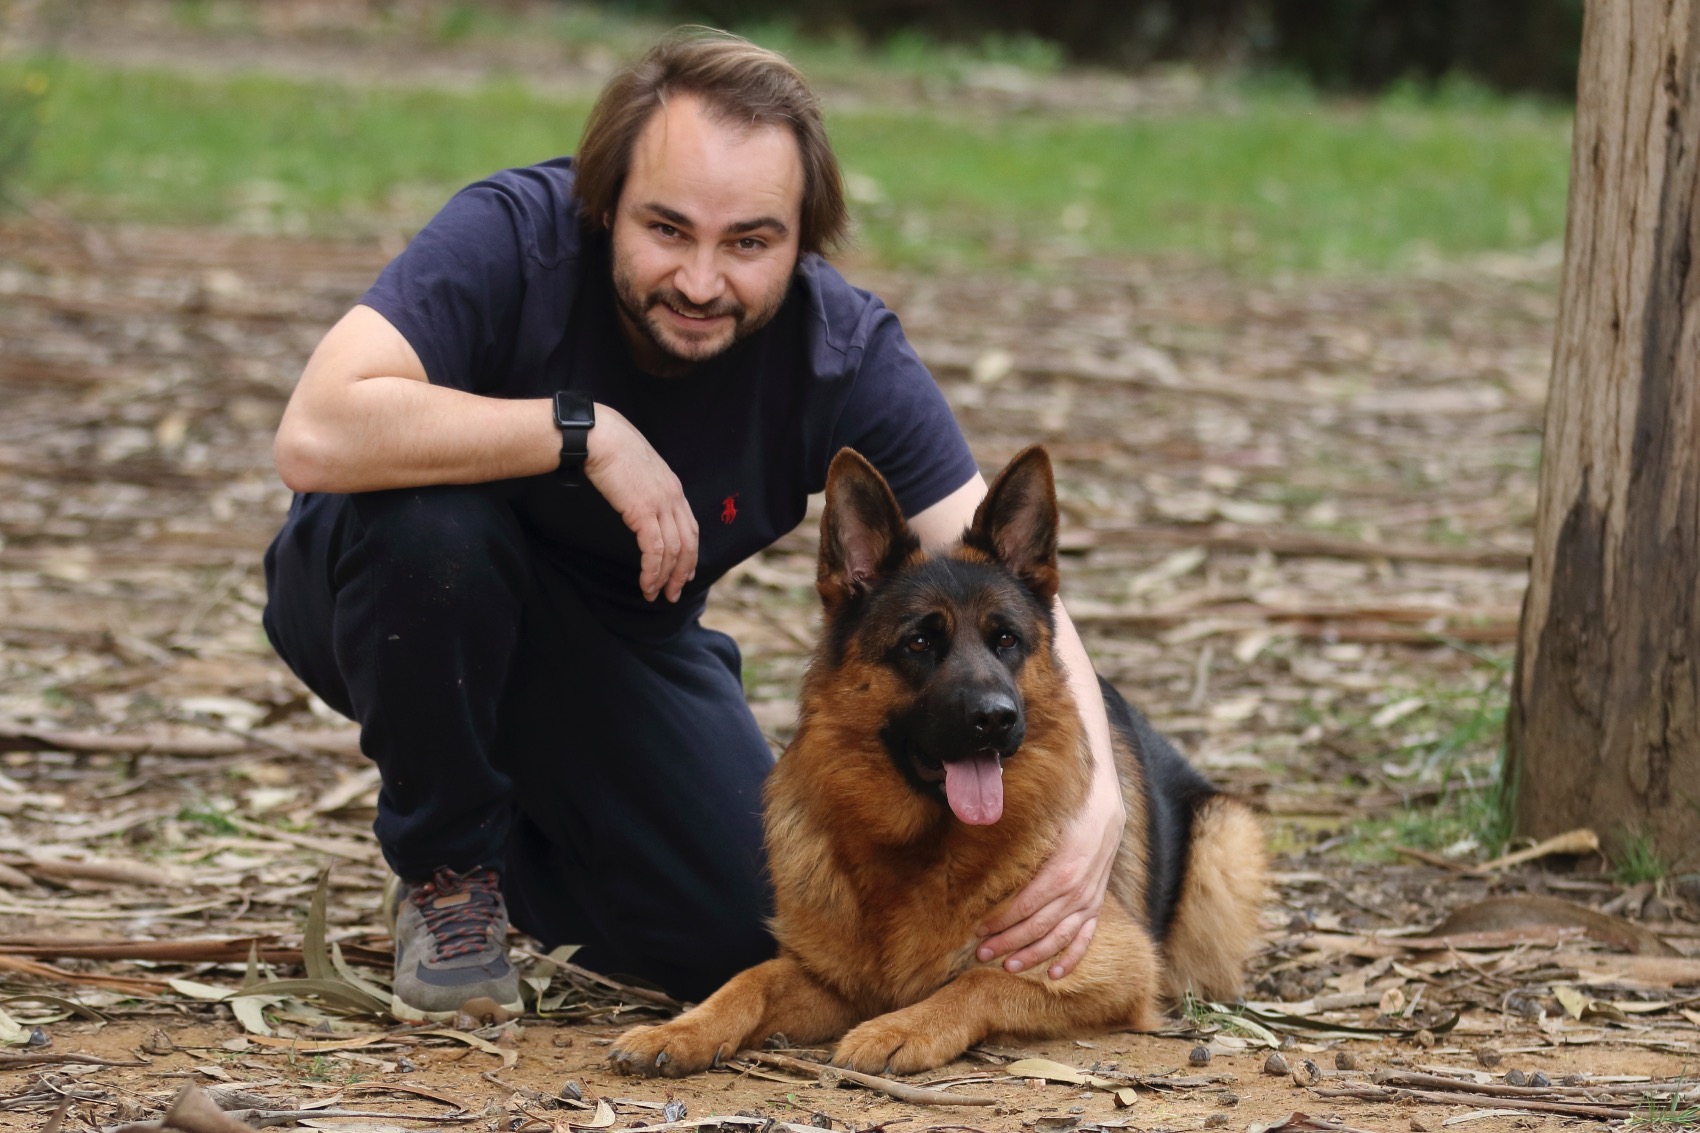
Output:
[{"xmin": 264, "ymin": 29, "xmax": 1126, "ymax": 1022}]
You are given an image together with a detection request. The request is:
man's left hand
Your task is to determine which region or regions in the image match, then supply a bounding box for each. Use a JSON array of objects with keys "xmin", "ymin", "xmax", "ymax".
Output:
[{"xmin": 974, "ymin": 756, "xmax": 1123, "ymax": 979}]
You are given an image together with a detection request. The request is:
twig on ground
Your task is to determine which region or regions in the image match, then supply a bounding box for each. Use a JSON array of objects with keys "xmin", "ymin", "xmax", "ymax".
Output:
[
  {"xmin": 1313, "ymin": 1083, "xmax": 1634, "ymax": 1121},
  {"xmin": 0, "ymin": 956, "xmax": 167, "ymax": 998},
  {"xmin": 3, "ymin": 855, "xmax": 184, "ymax": 888},
  {"xmin": 1080, "ymin": 522, "xmax": 1530, "ymax": 570},
  {"xmin": 1258, "ymin": 1115, "xmax": 1389, "ymax": 1133},
  {"xmin": 571, "ymin": 1117, "xmax": 869, "ymax": 1133},
  {"xmin": 105, "ymin": 1083, "xmax": 482, "ymax": 1133},
  {"xmin": 218, "ymin": 813, "xmax": 381, "ymax": 862},
  {"xmin": 42, "ymin": 1096, "xmax": 72, "ymax": 1133},
  {"xmin": 0, "ymin": 724, "xmax": 251, "ymax": 758},
  {"xmin": 1375, "ymin": 1070, "xmax": 1610, "ymax": 1098},
  {"xmin": 736, "ymin": 1050, "xmax": 998, "ymax": 1107},
  {"xmin": 106, "ymin": 1085, "xmax": 255, "ymax": 1133},
  {"xmin": 0, "ymin": 1051, "xmax": 149, "ymax": 1069},
  {"xmin": 517, "ymin": 947, "xmax": 684, "ymax": 1010}
]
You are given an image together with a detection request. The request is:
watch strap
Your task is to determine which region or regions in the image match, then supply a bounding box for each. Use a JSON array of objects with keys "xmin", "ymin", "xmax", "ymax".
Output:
[{"xmin": 553, "ymin": 391, "xmax": 594, "ymax": 487}]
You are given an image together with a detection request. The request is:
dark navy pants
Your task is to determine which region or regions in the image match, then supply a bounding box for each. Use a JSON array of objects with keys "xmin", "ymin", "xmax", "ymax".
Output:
[{"xmin": 262, "ymin": 484, "xmax": 776, "ymax": 1001}]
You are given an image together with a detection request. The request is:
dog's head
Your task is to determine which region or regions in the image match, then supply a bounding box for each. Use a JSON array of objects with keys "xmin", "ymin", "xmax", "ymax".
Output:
[{"xmin": 814, "ymin": 446, "xmax": 1062, "ymax": 826}]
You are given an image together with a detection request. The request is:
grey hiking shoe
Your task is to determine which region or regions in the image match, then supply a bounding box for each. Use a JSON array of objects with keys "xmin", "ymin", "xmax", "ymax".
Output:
[{"xmin": 384, "ymin": 866, "xmax": 523, "ymax": 1022}]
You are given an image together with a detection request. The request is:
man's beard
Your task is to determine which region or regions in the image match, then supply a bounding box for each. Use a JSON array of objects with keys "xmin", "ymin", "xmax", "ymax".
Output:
[{"xmin": 611, "ymin": 258, "xmax": 793, "ymax": 377}]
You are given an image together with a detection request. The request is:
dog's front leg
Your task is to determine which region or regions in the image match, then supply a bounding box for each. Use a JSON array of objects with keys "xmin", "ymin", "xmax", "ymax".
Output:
[
  {"xmin": 610, "ymin": 955, "xmax": 860, "ymax": 1078},
  {"xmin": 834, "ymin": 960, "xmax": 1156, "ymax": 1075}
]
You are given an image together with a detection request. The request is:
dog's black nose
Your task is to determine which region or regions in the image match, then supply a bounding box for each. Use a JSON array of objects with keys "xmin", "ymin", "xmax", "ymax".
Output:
[{"xmin": 968, "ymin": 695, "xmax": 1019, "ymax": 745}]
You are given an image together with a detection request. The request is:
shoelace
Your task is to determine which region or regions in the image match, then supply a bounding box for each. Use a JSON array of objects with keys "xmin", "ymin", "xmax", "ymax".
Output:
[{"xmin": 412, "ymin": 867, "xmax": 504, "ymax": 961}]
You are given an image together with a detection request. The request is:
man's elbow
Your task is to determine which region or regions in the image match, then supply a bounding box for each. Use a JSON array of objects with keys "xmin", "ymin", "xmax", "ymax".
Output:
[{"xmin": 273, "ymin": 422, "xmax": 343, "ymax": 494}]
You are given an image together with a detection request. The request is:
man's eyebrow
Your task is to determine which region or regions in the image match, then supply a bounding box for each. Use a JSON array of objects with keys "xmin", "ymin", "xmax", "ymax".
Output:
[
  {"xmin": 637, "ymin": 202, "xmax": 789, "ymax": 237},
  {"xmin": 726, "ymin": 216, "xmax": 790, "ymax": 237},
  {"xmin": 640, "ymin": 203, "xmax": 693, "ymax": 228}
]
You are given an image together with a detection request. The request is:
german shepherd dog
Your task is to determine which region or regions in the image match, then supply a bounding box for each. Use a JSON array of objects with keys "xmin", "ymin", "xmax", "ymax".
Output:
[{"xmin": 610, "ymin": 446, "xmax": 1265, "ymax": 1076}]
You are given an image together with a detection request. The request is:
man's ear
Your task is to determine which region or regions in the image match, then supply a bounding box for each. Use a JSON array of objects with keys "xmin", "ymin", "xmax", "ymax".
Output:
[
  {"xmin": 817, "ymin": 449, "xmax": 919, "ymax": 611},
  {"xmin": 968, "ymin": 445, "xmax": 1060, "ymax": 603}
]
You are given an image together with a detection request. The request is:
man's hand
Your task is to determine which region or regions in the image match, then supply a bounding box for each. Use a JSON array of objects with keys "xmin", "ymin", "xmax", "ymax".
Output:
[
  {"xmin": 584, "ymin": 404, "xmax": 699, "ymax": 603},
  {"xmin": 975, "ymin": 753, "xmax": 1124, "ymax": 979}
]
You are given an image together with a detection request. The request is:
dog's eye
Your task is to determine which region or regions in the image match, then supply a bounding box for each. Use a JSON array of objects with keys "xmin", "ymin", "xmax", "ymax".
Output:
[
  {"xmin": 905, "ymin": 633, "xmax": 932, "ymax": 654},
  {"xmin": 994, "ymin": 630, "xmax": 1020, "ymax": 651}
]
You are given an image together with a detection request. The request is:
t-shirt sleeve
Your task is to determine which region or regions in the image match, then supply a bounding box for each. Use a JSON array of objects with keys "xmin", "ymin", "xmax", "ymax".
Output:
[
  {"xmin": 357, "ymin": 184, "xmax": 528, "ymax": 394},
  {"xmin": 831, "ymin": 304, "xmax": 981, "ymax": 517}
]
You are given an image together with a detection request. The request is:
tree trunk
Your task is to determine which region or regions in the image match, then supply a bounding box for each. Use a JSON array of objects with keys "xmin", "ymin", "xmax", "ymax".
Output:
[{"xmin": 1506, "ymin": 0, "xmax": 1700, "ymax": 871}]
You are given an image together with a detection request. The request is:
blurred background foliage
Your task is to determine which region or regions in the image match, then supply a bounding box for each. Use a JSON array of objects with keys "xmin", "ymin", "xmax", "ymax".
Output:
[
  {"xmin": 0, "ymin": 0, "xmax": 1583, "ymax": 276},
  {"xmin": 612, "ymin": 0, "xmax": 1583, "ymax": 96}
]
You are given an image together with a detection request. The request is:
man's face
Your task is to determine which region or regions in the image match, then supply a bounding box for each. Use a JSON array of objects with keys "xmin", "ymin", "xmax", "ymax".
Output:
[{"xmin": 609, "ymin": 93, "xmax": 805, "ymax": 377}]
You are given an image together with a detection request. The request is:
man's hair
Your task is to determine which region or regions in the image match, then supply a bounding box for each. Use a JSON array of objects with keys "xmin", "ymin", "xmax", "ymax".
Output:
[{"xmin": 576, "ymin": 28, "xmax": 850, "ymax": 257}]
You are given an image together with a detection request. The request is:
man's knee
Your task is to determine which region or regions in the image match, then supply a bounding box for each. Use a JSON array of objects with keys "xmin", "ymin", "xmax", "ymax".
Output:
[{"xmin": 345, "ymin": 485, "xmax": 528, "ymax": 603}]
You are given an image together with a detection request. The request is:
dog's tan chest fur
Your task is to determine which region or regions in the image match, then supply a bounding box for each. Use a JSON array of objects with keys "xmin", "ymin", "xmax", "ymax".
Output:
[{"xmin": 767, "ymin": 758, "xmax": 1062, "ymax": 1013}]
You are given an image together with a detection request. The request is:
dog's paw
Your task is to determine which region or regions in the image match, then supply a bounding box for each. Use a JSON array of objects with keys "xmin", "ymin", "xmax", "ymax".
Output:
[
  {"xmin": 833, "ymin": 1012, "xmax": 963, "ymax": 1076},
  {"xmin": 607, "ymin": 1021, "xmax": 730, "ymax": 1079}
]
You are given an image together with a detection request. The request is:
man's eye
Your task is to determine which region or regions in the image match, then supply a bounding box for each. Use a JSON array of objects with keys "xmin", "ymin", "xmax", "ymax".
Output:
[
  {"xmin": 655, "ymin": 224, "xmax": 679, "ymax": 238},
  {"xmin": 737, "ymin": 237, "xmax": 764, "ymax": 251}
]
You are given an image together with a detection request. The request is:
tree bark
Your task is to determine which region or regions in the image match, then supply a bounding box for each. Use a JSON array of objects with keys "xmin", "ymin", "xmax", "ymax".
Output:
[{"xmin": 1506, "ymin": 0, "xmax": 1700, "ymax": 870}]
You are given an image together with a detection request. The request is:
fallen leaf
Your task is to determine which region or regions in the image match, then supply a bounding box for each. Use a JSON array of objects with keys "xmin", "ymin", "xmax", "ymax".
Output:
[
  {"xmin": 1425, "ymin": 895, "xmax": 1677, "ymax": 956},
  {"xmin": 346, "ymin": 1082, "xmax": 469, "ymax": 1109},
  {"xmin": 1369, "ymin": 697, "xmax": 1425, "ymax": 728},
  {"xmin": 169, "ymin": 978, "xmax": 238, "ymax": 1001},
  {"xmin": 229, "ymin": 994, "xmax": 278, "ymax": 1036},
  {"xmin": 246, "ymin": 1034, "xmax": 390, "ymax": 1053},
  {"xmin": 1441, "ymin": 1110, "xmax": 1535, "ymax": 1126},
  {"xmin": 1553, "ymin": 985, "xmax": 1587, "ymax": 1020},
  {"xmin": 567, "ymin": 1099, "xmax": 615, "ymax": 1129},
  {"xmin": 1476, "ymin": 829, "xmax": 1600, "ymax": 873},
  {"xmin": 419, "ymin": 1029, "xmax": 519, "ymax": 1070},
  {"xmin": 1004, "ymin": 1057, "xmax": 1118, "ymax": 1089}
]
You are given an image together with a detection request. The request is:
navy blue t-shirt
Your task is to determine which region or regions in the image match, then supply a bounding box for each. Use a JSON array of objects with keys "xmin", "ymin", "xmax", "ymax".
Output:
[{"xmin": 359, "ymin": 157, "xmax": 979, "ymax": 633}]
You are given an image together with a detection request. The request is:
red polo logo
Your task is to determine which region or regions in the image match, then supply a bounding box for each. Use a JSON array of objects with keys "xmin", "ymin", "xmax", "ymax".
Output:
[{"xmin": 721, "ymin": 494, "xmax": 739, "ymax": 524}]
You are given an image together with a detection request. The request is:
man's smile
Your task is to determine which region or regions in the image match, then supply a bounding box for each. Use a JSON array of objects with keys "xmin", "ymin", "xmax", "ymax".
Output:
[{"xmin": 659, "ymin": 303, "xmax": 730, "ymax": 328}]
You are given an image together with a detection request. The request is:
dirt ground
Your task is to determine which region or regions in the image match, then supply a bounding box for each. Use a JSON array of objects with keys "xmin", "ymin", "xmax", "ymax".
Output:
[{"xmin": 1, "ymin": 5, "xmax": 1698, "ymax": 1132}]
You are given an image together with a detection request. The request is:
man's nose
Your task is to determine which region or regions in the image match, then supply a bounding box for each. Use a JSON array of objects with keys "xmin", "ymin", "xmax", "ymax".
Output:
[{"xmin": 674, "ymin": 247, "xmax": 725, "ymax": 307}]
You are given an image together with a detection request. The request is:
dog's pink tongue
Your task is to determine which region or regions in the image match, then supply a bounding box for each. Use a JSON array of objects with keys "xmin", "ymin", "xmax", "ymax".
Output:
[{"xmin": 943, "ymin": 754, "xmax": 1004, "ymax": 825}]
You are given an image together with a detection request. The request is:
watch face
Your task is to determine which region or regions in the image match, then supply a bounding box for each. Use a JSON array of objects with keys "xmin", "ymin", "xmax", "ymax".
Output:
[{"xmin": 554, "ymin": 391, "xmax": 595, "ymax": 430}]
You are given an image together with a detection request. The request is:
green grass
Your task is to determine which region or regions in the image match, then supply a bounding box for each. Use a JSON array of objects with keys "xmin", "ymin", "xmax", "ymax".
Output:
[
  {"xmin": 1, "ymin": 50, "xmax": 1572, "ymax": 274},
  {"xmin": 8, "ymin": 62, "xmax": 587, "ymax": 236},
  {"xmin": 1336, "ymin": 662, "xmax": 1516, "ymax": 863},
  {"xmin": 838, "ymin": 83, "xmax": 1571, "ymax": 273},
  {"xmin": 1367, "ymin": 777, "xmax": 1509, "ymax": 861},
  {"xmin": 1628, "ymin": 1088, "xmax": 1700, "ymax": 1129},
  {"xmin": 177, "ymin": 805, "xmax": 241, "ymax": 836},
  {"xmin": 1613, "ymin": 826, "xmax": 1671, "ymax": 885}
]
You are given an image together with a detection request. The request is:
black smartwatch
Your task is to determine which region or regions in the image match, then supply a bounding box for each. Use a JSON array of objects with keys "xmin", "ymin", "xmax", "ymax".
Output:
[{"xmin": 553, "ymin": 391, "xmax": 595, "ymax": 487}]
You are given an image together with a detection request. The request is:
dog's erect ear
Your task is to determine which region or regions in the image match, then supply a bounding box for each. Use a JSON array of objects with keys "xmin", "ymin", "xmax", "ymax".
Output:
[
  {"xmin": 969, "ymin": 445, "xmax": 1060, "ymax": 603},
  {"xmin": 819, "ymin": 449, "xmax": 918, "ymax": 610}
]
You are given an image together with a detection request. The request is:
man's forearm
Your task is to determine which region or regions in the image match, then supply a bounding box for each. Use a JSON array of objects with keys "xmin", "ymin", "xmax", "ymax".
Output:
[
  {"xmin": 276, "ymin": 378, "xmax": 559, "ymax": 494},
  {"xmin": 1052, "ymin": 597, "xmax": 1121, "ymax": 799},
  {"xmin": 274, "ymin": 304, "xmax": 564, "ymax": 494}
]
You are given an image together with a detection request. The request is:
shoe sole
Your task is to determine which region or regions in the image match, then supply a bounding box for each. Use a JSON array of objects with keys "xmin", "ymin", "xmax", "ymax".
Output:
[{"xmin": 389, "ymin": 992, "xmax": 525, "ymax": 1024}]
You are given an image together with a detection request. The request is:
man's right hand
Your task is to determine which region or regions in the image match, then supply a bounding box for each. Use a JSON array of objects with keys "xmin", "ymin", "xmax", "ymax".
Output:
[{"xmin": 585, "ymin": 404, "xmax": 699, "ymax": 603}]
